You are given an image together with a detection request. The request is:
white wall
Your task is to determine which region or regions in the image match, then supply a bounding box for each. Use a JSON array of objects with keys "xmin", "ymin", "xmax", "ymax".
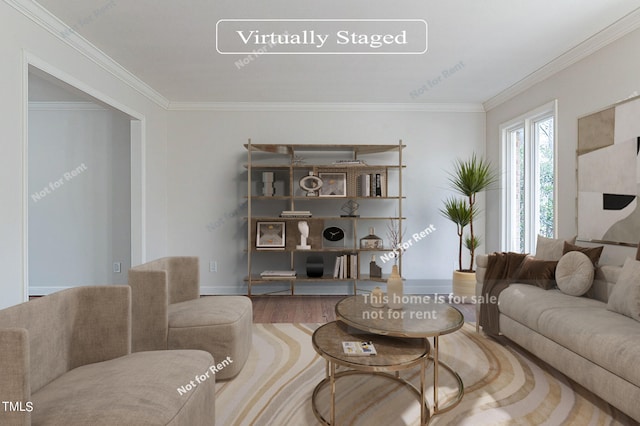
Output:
[
  {"xmin": 0, "ymin": 1, "xmax": 485, "ymax": 304},
  {"xmin": 166, "ymin": 109, "xmax": 486, "ymax": 295},
  {"xmin": 0, "ymin": 2, "xmax": 168, "ymax": 308},
  {"xmin": 485, "ymin": 27, "xmax": 640, "ymax": 265},
  {"xmin": 28, "ymin": 104, "xmax": 131, "ymax": 294}
]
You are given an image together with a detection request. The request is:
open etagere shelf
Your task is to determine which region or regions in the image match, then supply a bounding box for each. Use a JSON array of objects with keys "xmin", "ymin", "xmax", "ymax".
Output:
[{"xmin": 244, "ymin": 140, "xmax": 405, "ymax": 296}]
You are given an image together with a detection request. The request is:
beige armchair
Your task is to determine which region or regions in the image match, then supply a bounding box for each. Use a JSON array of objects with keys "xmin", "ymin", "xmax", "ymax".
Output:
[
  {"xmin": 128, "ymin": 257, "xmax": 252, "ymax": 380},
  {"xmin": 0, "ymin": 286, "xmax": 216, "ymax": 425}
]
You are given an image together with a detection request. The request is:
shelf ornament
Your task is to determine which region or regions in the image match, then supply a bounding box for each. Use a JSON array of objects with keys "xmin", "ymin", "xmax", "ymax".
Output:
[
  {"xmin": 299, "ymin": 172, "xmax": 323, "ymax": 197},
  {"xmin": 296, "ymin": 221, "xmax": 311, "ymax": 250},
  {"xmin": 341, "ymin": 199, "xmax": 360, "ymax": 217},
  {"xmin": 262, "ymin": 172, "xmax": 275, "ymax": 196}
]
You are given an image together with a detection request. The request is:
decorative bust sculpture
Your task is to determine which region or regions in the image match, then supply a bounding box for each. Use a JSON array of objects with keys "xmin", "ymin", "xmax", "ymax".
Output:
[{"xmin": 296, "ymin": 221, "xmax": 311, "ymax": 250}]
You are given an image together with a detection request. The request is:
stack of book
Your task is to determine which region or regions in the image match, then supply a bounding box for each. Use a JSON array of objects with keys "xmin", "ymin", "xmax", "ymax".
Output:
[
  {"xmin": 357, "ymin": 173, "xmax": 384, "ymax": 197},
  {"xmin": 280, "ymin": 210, "xmax": 312, "ymax": 218},
  {"xmin": 332, "ymin": 159, "xmax": 367, "ymax": 165},
  {"xmin": 333, "ymin": 254, "xmax": 358, "ymax": 279},
  {"xmin": 260, "ymin": 270, "xmax": 297, "ymax": 279}
]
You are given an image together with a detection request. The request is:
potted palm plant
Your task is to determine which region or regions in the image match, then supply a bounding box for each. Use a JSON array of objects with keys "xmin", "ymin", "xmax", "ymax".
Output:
[
  {"xmin": 440, "ymin": 198, "xmax": 473, "ymax": 272},
  {"xmin": 441, "ymin": 153, "xmax": 497, "ymax": 298}
]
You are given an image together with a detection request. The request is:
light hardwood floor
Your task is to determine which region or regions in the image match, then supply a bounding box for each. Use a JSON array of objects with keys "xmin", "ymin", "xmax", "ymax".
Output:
[{"xmin": 252, "ymin": 295, "xmax": 477, "ymax": 323}]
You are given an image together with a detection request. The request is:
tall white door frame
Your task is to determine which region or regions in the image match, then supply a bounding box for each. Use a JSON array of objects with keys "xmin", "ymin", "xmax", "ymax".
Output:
[{"xmin": 22, "ymin": 51, "xmax": 146, "ymax": 300}]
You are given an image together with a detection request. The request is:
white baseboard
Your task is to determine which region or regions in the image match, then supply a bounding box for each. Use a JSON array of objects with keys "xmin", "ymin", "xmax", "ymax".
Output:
[
  {"xmin": 30, "ymin": 280, "xmax": 455, "ymax": 297},
  {"xmin": 200, "ymin": 279, "xmax": 454, "ymax": 296},
  {"xmin": 29, "ymin": 284, "xmax": 129, "ymax": 296},
  {"xmin": 30, "ymin": 286, "xmax": 77, "ymax": 296}
]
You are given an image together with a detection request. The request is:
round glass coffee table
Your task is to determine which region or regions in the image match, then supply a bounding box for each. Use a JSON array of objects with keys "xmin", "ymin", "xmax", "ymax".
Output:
[{"xmin": 311, "ymin": 295, "xmax": 464, "ymax": 425}]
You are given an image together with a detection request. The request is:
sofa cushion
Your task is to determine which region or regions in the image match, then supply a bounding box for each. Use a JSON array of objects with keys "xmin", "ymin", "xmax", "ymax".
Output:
[
  {"xmin": 499, "ymin": 284, "xmax": 603, "ymax": 332},
  {"xmin": 607, "ymin": 258, "xmax": 640, "ymax": 322},
  {"xmin": 500, "ymin": 285, "xmax": 640, "ymax": 389},
  {"xmin": 31, "ymin": 350, "xmax": 214, "ymax": 425},
  {"xmin": 168, "ymin": 296, "xmax": 251, "ymax": 328},
  {"xmin": 513, "ymin": 257, "xmax": 557, "ymax": 289},
  {"xmin": 536, "ymin": 304, "xmax": 640, "ymax": 389},
  {"xmin": 556, "ymin": 251, "xmax": 594, "ymax": 296},
  {"xmin": 599, "ymin": 264, "xmax": 622, "ymax": 289},
  {"xmin": 168, "ymin": 296, "xmax": 253, "ymax": 380},
  {"xmin": 592, "ymin": 265, "xmax": 621, "ymax": 303},
  {"xmin": 535, "ymin": 235, "xmax": 576, "ymax": 261}
]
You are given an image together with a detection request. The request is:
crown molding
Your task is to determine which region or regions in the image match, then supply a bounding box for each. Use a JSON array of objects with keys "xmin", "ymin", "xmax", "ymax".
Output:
[
  {"xmin": 484, "ymin": 7, "xmax": 640, "ymax": 111},
  {"xmin": 28, "ymin": 101, "xmax": 106, "ymax": 111},
  {"xmin": 6, "ymin": 0, "xmax": 170, "ymax": 109},
  {"xmin": 167, "ymin": 101, "xmax": 486, "ymax": 113}
]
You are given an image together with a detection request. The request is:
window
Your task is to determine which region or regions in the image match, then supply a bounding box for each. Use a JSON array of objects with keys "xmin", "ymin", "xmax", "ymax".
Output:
[{"xmin": 500, "ymin": 101, "xmax": 557, "ymax": 253}]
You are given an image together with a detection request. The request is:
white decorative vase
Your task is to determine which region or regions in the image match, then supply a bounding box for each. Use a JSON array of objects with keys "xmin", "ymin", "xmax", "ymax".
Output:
[
  {"xmin": 452, "ymin": 270, "xmax": 476, "ymax": 301},
  {"xmin": 386, "ymin": 265, "xmax": 403, "ymax": 309},
  {"xmin": 370, "ymin": 286, "xmax": 385, "ymax": 308}
]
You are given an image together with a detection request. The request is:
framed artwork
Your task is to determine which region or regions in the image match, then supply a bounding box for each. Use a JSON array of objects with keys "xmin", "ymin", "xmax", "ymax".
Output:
[
  {"xmin": 318, "ymin": 172, "xmax": 347, "ymax": 197},
  {"xmin": 577, "ymin": 95, "xmax": 640, "ymax": 246},
  {"xmin": 256, "ymin": 221, "xmax": 285, "ymax": 249}
]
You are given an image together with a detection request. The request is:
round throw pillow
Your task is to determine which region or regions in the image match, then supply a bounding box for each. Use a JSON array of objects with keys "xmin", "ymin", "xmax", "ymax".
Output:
[{"xmin": 555, "ymin": 251, "xmax": 594, "ymax": 296}]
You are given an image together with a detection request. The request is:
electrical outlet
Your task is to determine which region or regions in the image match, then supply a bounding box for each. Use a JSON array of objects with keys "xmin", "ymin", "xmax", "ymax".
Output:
[
  {"xmin": 113, "ymin": 262, "xmax": 121, "ymax": 273},
  {"xmin": 209, "ymin": 261, "xmax": 217, "ymax": 273}
]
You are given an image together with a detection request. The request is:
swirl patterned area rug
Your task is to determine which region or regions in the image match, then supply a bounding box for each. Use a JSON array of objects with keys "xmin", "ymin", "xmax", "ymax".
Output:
[{"xmin": 215, "ymin": 323, "xmax": 636, "ymax": 425}]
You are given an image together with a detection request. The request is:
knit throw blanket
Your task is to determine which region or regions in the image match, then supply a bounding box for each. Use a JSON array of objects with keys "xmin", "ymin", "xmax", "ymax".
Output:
[{"xmin": 479, "ymin": 252, "xmax": 528, "ymax": 335}]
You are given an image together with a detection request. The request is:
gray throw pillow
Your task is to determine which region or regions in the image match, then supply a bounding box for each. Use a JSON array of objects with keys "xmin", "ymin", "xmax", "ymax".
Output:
[
  {"xmin": 607, "ymin": 258, "xmax": 640, "ymax": 322},
  {"xmin": 555, "ymin": 251, "xmax": 594, "ymax": 296}
]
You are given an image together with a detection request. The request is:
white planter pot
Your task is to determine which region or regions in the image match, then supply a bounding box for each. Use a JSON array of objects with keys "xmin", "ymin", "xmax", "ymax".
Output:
[{"xmin": 452, "ymin": 270, "xmax": 476, "ymax": 301}]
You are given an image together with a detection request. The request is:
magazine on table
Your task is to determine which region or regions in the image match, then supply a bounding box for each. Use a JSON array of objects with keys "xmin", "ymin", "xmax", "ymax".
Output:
[{"xmin": 342, "ymin": 341, "xmax": 377, "ymax": 356}]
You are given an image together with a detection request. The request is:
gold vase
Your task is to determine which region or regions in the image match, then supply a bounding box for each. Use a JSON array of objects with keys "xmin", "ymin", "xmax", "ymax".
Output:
[{"xmin": 386, "ymin": 264, "xmax": 403, "ymax": 309}]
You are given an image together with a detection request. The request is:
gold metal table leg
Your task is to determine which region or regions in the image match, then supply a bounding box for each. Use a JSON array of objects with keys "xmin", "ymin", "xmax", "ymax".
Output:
[
  {"xmin": 330, "ymin": 361, "xmax": 336, "ymax": 425},
  {"xmin": 311, "ymin": 370, "xmax": 431, "ymax": 425},
  {"xmin": 429, "ymin": 335, "xmax": 464, "ymax": 418},
  {"xmin": 433, "ymin": 335, "xmax": 439, "ymax": 413},
  {"xmin": 420, "ymin": 358, "xmax": 426, "ymax": 425}
]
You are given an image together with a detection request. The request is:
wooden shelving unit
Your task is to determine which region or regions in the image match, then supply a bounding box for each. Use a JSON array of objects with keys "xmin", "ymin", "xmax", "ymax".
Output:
[{"xmin": 244, "ymin": 141, "xmax": 405, "ymax": 296}]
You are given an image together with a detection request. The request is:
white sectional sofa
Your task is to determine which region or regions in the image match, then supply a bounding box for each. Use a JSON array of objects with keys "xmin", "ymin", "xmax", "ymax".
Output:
[{"xmin": 476, "ymin": 253, "xmax": 640, "ymax": 422}]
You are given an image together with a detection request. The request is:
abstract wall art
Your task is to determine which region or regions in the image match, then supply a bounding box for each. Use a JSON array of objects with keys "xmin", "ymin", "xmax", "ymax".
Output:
[{"xmin": 577, "ymin": 95, "xmax": 640, "ymax": 246}]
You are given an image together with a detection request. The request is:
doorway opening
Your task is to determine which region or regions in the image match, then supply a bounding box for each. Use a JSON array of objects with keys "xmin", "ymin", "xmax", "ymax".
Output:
[{"xmin": 26, "ymin": 64, "xmax": 144, "ymax": 296}]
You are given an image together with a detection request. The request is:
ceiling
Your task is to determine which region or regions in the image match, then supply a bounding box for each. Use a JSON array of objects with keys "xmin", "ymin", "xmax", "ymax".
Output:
[{"xmin": 31, "ymin": 0, "xmax": 640, "ymax": 105}]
